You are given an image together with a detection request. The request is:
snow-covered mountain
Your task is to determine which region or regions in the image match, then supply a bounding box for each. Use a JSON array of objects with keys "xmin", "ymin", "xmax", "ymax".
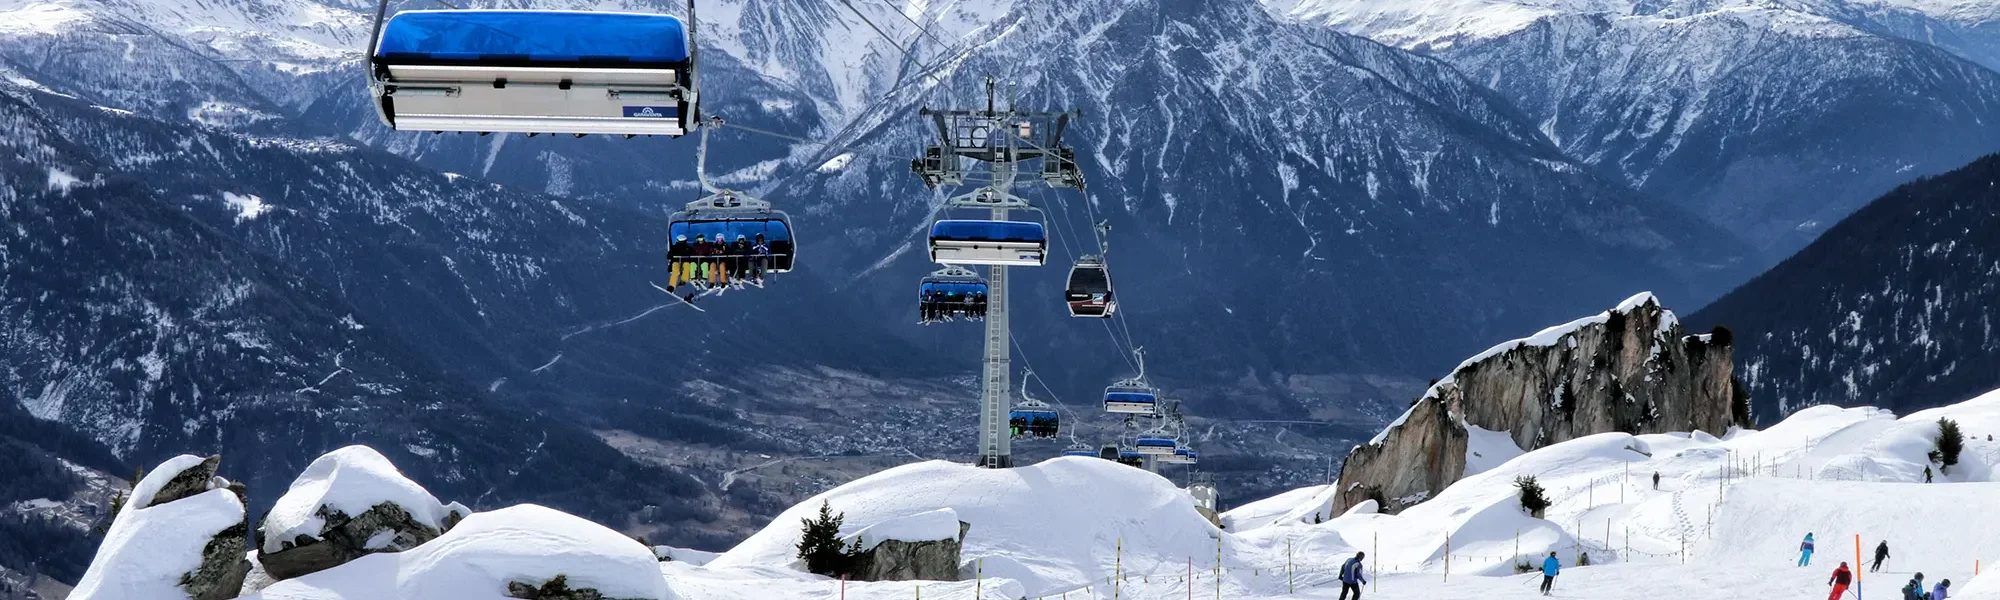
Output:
[
  {"xmin": 1689, "ymin": 152, "xmax": 2000, "ymax": 423},
  {"xmin": 65, "ymin": 386, "xmax": 2000, "ymax": 599},
  {"xmin": 1262, "ymin": 0, "xmax": 2000, "ymax": 261}
]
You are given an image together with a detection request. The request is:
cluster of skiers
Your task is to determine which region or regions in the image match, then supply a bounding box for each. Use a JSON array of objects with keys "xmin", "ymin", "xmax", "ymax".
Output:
[
  {"xmin": 918, "ymin": 289, "xmax": 987, "ymax": 323},
  {"xmin": 1812, "ymin": 537, "xmax": 1950, "ymax": 600},
  {"xmin": 665, "ymin": 233, "xmax": 773, "ymax": 297}
]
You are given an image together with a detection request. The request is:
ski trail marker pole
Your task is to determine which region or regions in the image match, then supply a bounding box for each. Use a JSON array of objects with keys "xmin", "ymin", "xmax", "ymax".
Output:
[{"xmin": 1855, "ymin": 534, "xmax": 1863, "ymax": 600}]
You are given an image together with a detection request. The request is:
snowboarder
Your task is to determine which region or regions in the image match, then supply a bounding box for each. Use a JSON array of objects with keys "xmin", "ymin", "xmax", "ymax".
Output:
[
  {"xmin": 1932, "ymin": 579, "xmax": 1951, "ymax": 600},
  {"xmin": 1873, "ymin": 541, "xmax": 1890, "ymax": 572},
  {"xmin": 1924, "ymin": 466, "xmax": 1934, "ymax": 483},
  {"xmin": 1799, "ymin": 533, "xmax": 1816, "ymax": 567},
  {"xmin": 727, "ymin": 234, "xmax": 750, "ymax": 280},
  {"xmin": 750, "ymin": 233, "xmax": 771, "ymax": 282},
  {"xmin": 689, "ymin": 234, "xmax": 712, "ymax": 287},
  {"xmin": 1902, "ymin": 573, "xmax": 1926, "ymax": 600},
  {"xmin": 1653, "ymin": 471, "xmax": 1661, "ymax": 490},
  {"xmin": 1829, "ymin": 562, "xmax": 1853, "ymax": 600},
  {"xmin": 1338, "ymin": 551, "xmax": 1367, "ymax": 600},
  {"xmin": 1540, "ymin": 551, "xmax": 1560, "ymax": 596}
]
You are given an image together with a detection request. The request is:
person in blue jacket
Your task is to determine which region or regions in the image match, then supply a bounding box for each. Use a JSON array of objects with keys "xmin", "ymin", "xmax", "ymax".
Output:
[
  {"xmin": 1541, "ymin": 551, "xmax": 1561, "ymax": 596},
  {"xmin": 1801, "ymin": 533, "xmax": 1816, "ymax": 566},
  {"xmin": 1337, "ymin": 551, "xmax": 1368, "ymax": 600}
]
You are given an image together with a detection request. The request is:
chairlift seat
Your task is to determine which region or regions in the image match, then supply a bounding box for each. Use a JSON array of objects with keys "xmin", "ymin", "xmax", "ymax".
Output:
[
  {"xmin": 667, "ymin": 211, "xmax": 795, "ymax": 274},
  {"xmin": 371, "ymin": 10, "xmax": 693, "ymax": 136},
  {"xmin": 929, "ymin": 220, "xmax": 1046, "ymax": 266},
  {"xmin": 1135, "ymin": 436, "xmax": 1177, "ymax": 455},
  {"xmin": 1103, "ymin": 391, "xmax": 1157, "ymax": 414}
]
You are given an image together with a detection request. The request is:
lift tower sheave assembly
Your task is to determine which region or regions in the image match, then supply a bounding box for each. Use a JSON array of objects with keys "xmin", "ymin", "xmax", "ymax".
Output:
[{"xmin": 913, "ymin": 79, "xmax": 1085, "ymax": 469}]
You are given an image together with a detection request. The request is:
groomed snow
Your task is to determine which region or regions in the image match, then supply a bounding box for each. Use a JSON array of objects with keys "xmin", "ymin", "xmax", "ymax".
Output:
[
  {"xmin": 247, "ymin": 504, "xmax": 675, "ymax": 600},
  {"xmin": 260, "ymin": 445, "xmax": 451, "ymax": 553},
  {"xmin": 72, "ymin": 455, "xmax": 243, "ymax": 600}
]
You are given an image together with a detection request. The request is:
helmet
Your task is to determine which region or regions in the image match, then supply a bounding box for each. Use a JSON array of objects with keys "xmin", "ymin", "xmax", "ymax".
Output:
[
  {"xmin": 676, "ymin": 234, "xmax": 687, "ymax": 242},
  {"xmin": 737, "ymin": 234, "xmax": 747, "ymax": 241}
]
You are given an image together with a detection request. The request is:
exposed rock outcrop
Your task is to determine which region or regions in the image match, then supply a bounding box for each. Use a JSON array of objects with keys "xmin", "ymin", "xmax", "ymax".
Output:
[
  {"xmin": 72, "ymin": 455, "xmax": 250, "ymax": 600},
  {"xmin": 256, "ymin": 446, "xmax": 464, "ymax": 581},
  {"xmin": 841, "ymin": 510, "xmax": 968, "ymax": 582},
  {"xmin": 1337, "ymin": 293, "xmax": 1736, "ymax": 514},
  {"xmin": 506, "ymin": 574, "xmax": 647, "ymax": 600}
]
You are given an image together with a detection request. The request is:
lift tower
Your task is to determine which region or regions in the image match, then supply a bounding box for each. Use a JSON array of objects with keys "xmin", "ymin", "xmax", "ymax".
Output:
[{"xmin": 912, "ymin": 79, "xmax": 1085, "ymax": 468}]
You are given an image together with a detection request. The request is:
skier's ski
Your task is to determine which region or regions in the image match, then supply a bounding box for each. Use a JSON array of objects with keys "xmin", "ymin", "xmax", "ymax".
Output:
[{"xmin": 650, "ymin": 282, "xmax": 707, "ymax": 312}]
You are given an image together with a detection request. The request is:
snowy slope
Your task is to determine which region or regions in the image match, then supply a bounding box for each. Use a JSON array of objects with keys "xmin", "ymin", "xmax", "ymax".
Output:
[
  {"xmin": 260, "ymin": 446, "xmax": 459, "ymax": 553},
  {"xmin": 248, "ymin": 504, "xmax": 677, "ymax": 600}
]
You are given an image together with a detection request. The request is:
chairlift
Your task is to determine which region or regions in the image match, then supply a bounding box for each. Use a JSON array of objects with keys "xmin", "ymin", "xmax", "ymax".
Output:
[
  {"xmin": 665, "ymin": 193, "xmax": 794, "ymax": 290},
  {"xmin": 1135, "ymin": 428, "xmax": 1178, "ymax": 455},
  {"xmin": 1008, "ymin": 397, "xmax": 1060, "ymax": 440},
  {"xmin": 1065, "ymin": 258, "xmax": 1115, "ymax": 318},
  {"xmin": 928, "ymin": 220, "xmax": 1047, "ymax": 267},
  {"xmin": 1062, "ymin": 443, "xmax": 1098, "ymax": 458},
  {"xmin": 1162, "ymin": 446, "xmax": 1199, "ymax": 465},
  {"xmin": 918, "ymin": 267, "xmax": 988, "ymax": 324},
  {"xmin": 367, "ymin": 7, "xmax": 696, "ymax": 136},
  {"xmin": 1116, "ymin": 447, "xmax": 1146, "ymax": 468},
  {"xmin": 1103, "ymin": 383, "xmax": 1158, "ymax": 415}
]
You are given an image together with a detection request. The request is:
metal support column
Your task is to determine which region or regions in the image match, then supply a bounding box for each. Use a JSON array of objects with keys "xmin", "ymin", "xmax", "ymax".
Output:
[{"xmin": 978, "ymin": 204, "xmax": 1013, "ymax": 468}]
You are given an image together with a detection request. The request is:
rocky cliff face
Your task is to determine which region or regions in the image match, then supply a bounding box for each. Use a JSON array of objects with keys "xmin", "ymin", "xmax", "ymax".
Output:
[{"xmin": 1336, "ymin": 293, "xmax": 1739, "ymax": 513}]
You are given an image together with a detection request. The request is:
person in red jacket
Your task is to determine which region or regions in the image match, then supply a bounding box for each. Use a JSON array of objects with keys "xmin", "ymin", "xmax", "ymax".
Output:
[{"xmin": 1829, "ymin": 562, "xmax": 1853, "ymax": 600}]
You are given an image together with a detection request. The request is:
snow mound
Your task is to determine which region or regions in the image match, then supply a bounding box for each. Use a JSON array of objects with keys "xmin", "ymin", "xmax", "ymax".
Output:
[
  {"xmin": 708, "ymin": 458, "xmax": 1216, "ymax": 597},
  {"xmin": 845, "ymin": 508, "xmax": 962, "ymax": 552},
  {"xmin": 72, "ymin": 455, "xmax": 244, "ymax": 600},
  {"xmin": 260, "ymin": 445, "xmax": 451, "ymax": 553},
  {"xmin": 1220, "ymin": 483, "xmax": 1337, "ymax": 531},
  {"xmin": 248, "ymin": 504, "xmax": 674, "ymax": 600},
  {"xmin": 653, "ymin": 545, "xmax": 719, "ymax": 566}
]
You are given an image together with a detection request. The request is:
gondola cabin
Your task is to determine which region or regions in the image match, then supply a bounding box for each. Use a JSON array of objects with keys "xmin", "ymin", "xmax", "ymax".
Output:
[
  {"xmin": 1065, "ymin": 262, "xmax": 1115, "ymax": 318},
  {"xmin": 928, "ymin": 220, "xmax": 1046, "ymax": 266},
  {"xmin": 1135, "ymin": 434, "xmax": 1177, "ymax": 455},
  {"xmin": 370, "ymin": 10, "xmax": 695, "ymax": 136},
  {"xmin": 1103, "ymin": 389, "xmax": 1158, "ymax": 415}
]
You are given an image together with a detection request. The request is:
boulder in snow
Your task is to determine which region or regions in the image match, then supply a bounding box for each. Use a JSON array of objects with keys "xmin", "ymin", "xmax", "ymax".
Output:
[
  {"xmin": 72, "ymin": 454, "xmax": 250, "ymax": 600},
  {"xmin": 841, "ymin": 508, "xmax": 967, "ymax": 582},
  {"xmin": 256, "ymin": 446, "xmax": 460, "ymax": 580},
  {"xmin": 245, "ymin": 504, "xmax": 676, "ymax": 600}
]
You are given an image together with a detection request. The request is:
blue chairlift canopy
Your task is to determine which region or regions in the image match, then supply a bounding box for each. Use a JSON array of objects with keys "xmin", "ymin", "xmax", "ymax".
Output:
[
  {"xmin": 1104, "ymin": 392, "xmax": 1157, "ymax": 405},
  {"xmin": 930, "ymin": 220, "xmax": 1046, "ymax": 243},
  {"xmin": 1062, "ymin": 449, "xmax": 1098, "ymax": 457},
  {"xmin": 921, "ymin": 282, "xmax": 989, "ymax": 296},
  {"xmin": 1136, "ymin": 436, "xmax": 1176, "ymax": 447},
  {"xmin": 376, "ymin": 10, "xmax": 690, "ymax": 65}
]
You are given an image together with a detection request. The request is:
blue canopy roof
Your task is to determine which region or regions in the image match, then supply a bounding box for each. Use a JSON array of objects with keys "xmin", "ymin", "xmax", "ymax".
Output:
[
  {"xmin": 1136, "ymin": 437, "xmax": 1175, "ymax": 446},
  {"xmin": 930, "ymin": 220, "xmax": 1045, "ymax": 243},
  {"xmin": 377, "ymin": 11, "xmax": 690, "ymax": 64},
  {"xmin": 1010, "ymin": 409, "xmax": 1059, "ymax": 419},
  {"xmin": 1104, "ymin": 392, "xmax": 1157, "ymax": 404},
  {"xmin": 921, "ymin": 282, "xmax": 988, "ymax": 296}
]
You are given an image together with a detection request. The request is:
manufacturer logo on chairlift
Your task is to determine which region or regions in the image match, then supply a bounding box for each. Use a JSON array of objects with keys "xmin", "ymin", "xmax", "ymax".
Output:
[{"xmin": 623, "ymin": 106, "xmax": 675, "ymax": 119}]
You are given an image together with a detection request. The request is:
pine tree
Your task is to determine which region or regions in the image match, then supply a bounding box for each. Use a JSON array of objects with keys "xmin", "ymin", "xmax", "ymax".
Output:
[
  {"xmin": 1933, "ymin": 417, "xmax": 1963, "ymax": 474},
  {"xmin": 1515, "ymin": 476, "xmax": 1551, "ymax": 517},
  {"xmin": 796, "ymin": 500, "xmax": 851, "ymax": 577}
]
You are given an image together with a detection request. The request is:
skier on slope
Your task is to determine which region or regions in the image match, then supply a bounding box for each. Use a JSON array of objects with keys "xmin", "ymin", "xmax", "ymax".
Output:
[
  {"xmin": 1337, "ymin": 551, "xmax": 1367, "ymax": 600},
  {"xmin": 1924, "ymin": 466, "xmax": 1934, "ymax": 483},
  {"xmin": 1828, "ymin": 562, "xmax": 1853, "ymax": 600},
  {"xmin": 1933, "ymin": 579, "xmax": 1951, "ymax": 600},
  {"xmin": 1653, "ymin": 471, "xmax": 1661, "ymax": 490},
  {"xmin": 1540, "ymin": 552, "xmax": 1561, "ymax": 596},
  {"xmin": 1873, "ymin": 541, "xmax": 1890, "ymax": 572},
  {"xmin": 1902, "ymin": 573, "xmax": 1927, "ymax": 600},
  {"xmin": 1799, "ymin": 533, "xmax": 1816, "ymax": 566}
]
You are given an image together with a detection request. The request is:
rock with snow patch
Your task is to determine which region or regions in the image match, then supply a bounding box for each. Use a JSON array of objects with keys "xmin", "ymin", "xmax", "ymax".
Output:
[
  {"xmin": 840, "ymin": 509, "xmax": 967, "ymax": 582},
  {"xmin": 256, "ymin": 446, "xmax": 460, "ymax": 580},
  {"xmin": 72, "ymin": 454, "xmax": 250, "ymax": 600},
  {"xmin": 1336, "ymin": 293, "xmax": 1738, "ymax": 513}
]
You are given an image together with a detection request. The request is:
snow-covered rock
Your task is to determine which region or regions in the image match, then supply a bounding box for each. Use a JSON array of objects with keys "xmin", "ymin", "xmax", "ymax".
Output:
[
  {"xmin": 1338, "ymin": 293, "xmax": 1737, "ymax": 513},
  {"xmin": 842, "ymin": 509, "xmax": 968, "ymax": 582},
  {"xmin": 246, "ymin": 504, "xmax": 676, "ymax": 600},
  {"xmin": 257, "ymin": 446, "xmax": 461, "ymax": 580},
  {"xmin": 707, "ymin": 458, "xmax": 1216, "ymax": 597},
  {"xmin": 71, "ymin": 454, "xmax": 249, "ymax": 600}
]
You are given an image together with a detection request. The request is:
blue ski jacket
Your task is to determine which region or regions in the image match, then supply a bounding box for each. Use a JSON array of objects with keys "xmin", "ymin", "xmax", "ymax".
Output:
[
  {"xmin": 1542, "ymin": 556, "xmax": 1561, "ymax": 577},
  {"xmin": 1339, "ymin": 557, "xmax": 1367, "ymax": 584}
]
